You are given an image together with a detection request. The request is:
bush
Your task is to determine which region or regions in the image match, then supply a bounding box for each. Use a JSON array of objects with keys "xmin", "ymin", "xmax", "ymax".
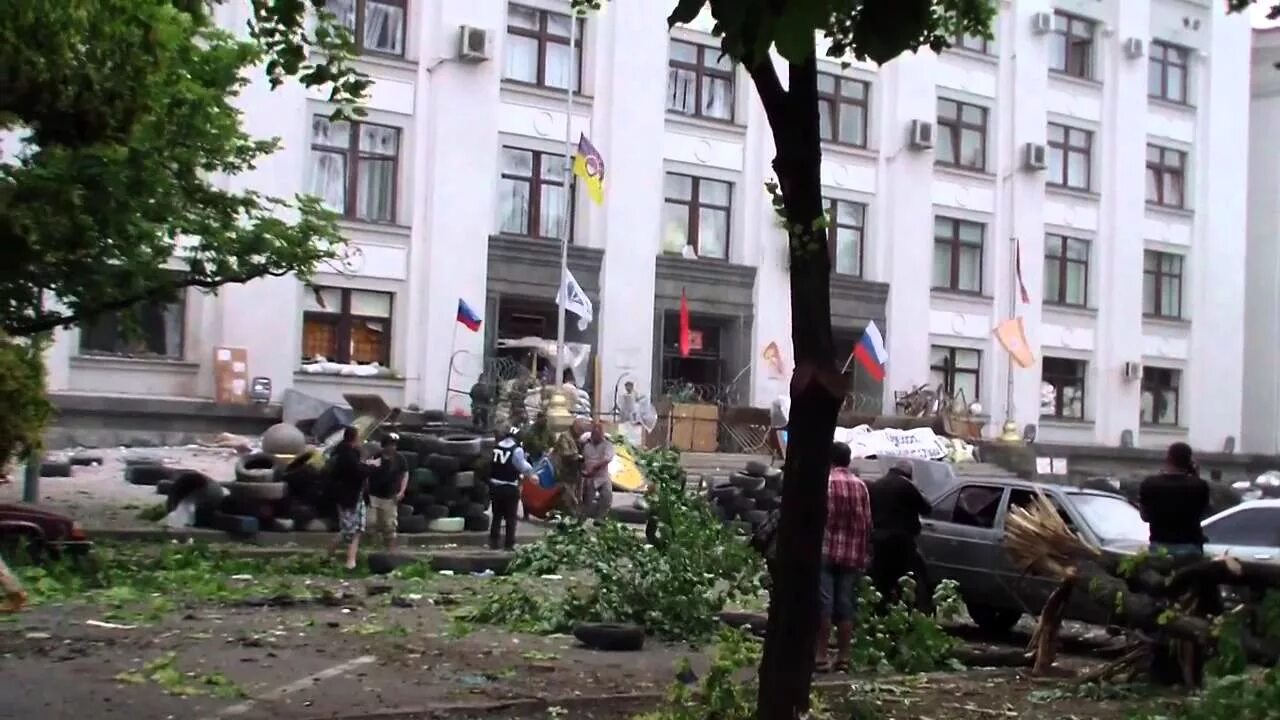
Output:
[{"xmin": 0, "ymin": 338, "xmax": 52, "ymax": 468}]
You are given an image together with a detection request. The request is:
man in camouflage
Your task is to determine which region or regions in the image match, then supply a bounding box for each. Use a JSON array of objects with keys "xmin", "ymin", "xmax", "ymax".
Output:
[{"xmin": 553, "ymin": 417, "xmax": 588, "ymax": 515}]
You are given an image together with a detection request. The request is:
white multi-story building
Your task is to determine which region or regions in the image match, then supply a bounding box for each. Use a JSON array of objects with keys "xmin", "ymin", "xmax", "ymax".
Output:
[{"xmin": 41, "ymin": 0, "xmax": 1251, "ymax": 452}]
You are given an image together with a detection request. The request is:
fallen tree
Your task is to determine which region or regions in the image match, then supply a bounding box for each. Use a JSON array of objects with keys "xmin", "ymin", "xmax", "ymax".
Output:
[{"xmin": 1004, "ymin": 493, "xmax": 1280, "ymax": 685}]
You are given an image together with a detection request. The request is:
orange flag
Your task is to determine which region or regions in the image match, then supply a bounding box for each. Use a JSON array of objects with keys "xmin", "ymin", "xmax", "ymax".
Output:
[{"xmin": 993, "ymin": 317, "xmax": 1035, "ymax": 369}]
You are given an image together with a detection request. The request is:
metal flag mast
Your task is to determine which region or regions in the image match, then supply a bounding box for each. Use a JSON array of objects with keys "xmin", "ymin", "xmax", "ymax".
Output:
[{"xmin": 553, "ymin": 10, "xmax": 578, "ymax": 388}]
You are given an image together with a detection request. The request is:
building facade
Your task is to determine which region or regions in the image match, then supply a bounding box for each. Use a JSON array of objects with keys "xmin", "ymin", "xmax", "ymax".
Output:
[
  {"xmin": 1244, "ymin": 28, "xmax": 1280, "ymax": 453},
  {"xmin": 40, "ymin": 0, "xmax": 1251, "ymax": 451}
]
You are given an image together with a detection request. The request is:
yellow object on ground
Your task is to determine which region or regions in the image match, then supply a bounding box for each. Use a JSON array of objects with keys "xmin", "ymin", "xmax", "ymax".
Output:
[{"xmin": 609, "ymin": 444, "xmax": 645, "ymax": 492}]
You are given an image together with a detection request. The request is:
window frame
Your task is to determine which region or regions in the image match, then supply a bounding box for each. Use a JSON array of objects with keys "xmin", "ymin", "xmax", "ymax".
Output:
[
  {"xmin": 1047, "ymin": 123, "xmax": 1093, "ymax": 191},
  {"xmin": 1149, "ymin": 40, "xmax": 1190, "ymax": 105},
  {"xmin": 1048, "ymin": 11, "xmax": 1096, "ymax": 79},
  {"xmin": 932, "ymin": 216, "xmax": 985, "ymax": 293},
  {"xmin": 1143, "ymin": 249, "xmax": 1184, "ymax": 319},
  {"xmin": 930, "ymin": 345, "xmax": 982, "ymax": 404},
  {"xmin": 1141, "ymin": 365, "xmax": 1181, "ymax": 427},
  {"xmin": 301, "ymin": 286, "xmax": 394, "ymax": 367},
  {"xmin": 328, "ymin": 0, "xmax": 408, "ymax": 57},
  {"xmin": 666, "ymin": 40, "xmax": 736, "ymax": 122},
  {"xmin": 308, "ymin": 115, "xmax": 401, "ymax": 224},
  {"xmin": 663, "ymin": 173, "xmax": 732, "ymax": 260},
  {"xmin": 825, "ymin": 197, "xmax": 866, "ymax": 278},
  {"xmin": 1043, "ymin": 233, "xmax": 1090, "ymax": 307},
  {"xmin": 817, "ymin": 73, "xmax": 870, "ymax": 148},
  {"xmin": 78, "ymin": 290, "xmax": 187, "ymax": 360},
  {"xmin": 952, "ymin": 32, "xmax": 994, "ymax": 55},
  {"xmin": 497, "ymin": 146, "xmax": 576, "ymax": 241},
  {"xmin": 1146, "ymin": 144, "xmax": 1187, "ymax": 209},
  {"xmin": 1041, "ymin": 356, "xmax": 1087, "ymax": 420},
  {"xmin": 504, "ymin": 4, "xmax": 585, "ymax": 92},
  {"xmin": 936, "ymin": 98, "xmax": 989, "ymax": 172}
]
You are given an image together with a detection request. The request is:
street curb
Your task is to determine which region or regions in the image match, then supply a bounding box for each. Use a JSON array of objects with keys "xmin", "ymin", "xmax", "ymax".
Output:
[{"xmin": 86, "ymin": 527, "xmax": 544, "ymax": 548}]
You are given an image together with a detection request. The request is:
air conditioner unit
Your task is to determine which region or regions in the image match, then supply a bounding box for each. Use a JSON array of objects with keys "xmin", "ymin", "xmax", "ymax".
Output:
[
  {"xmin": 1024, "ymin": 142, "xmax": 1048, "ymax": 171},
  {"xmin": 458, "ymin": 25, "xmax": 491, "ymax": 62},
  {"xmin": 1123, "ymin": 37, "xmax": 1145, "ymax": 59},
  {"xmin": 908, "ymin": 119, "xmax": 935, "ymax": 150},
  {"xmin": 1031, "ymin": 12, "xmax": 1054, "ymax": 35},
  {"xmin": 1122, "ymin": 361, "xmax": 1143, "ymax": 381}
]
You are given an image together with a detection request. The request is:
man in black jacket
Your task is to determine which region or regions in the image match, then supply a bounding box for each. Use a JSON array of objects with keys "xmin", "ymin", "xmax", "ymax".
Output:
[
  {"xmin": 327, "ymin": 427, "xmax": 367, "ymax": 570},
  {"xmin": 1139, "ymin": 442, "xmax": 1210, "ymax": 560},
  {"xmin": 868, "ymin": 461, "xmax": 932, "ymax": 609}
]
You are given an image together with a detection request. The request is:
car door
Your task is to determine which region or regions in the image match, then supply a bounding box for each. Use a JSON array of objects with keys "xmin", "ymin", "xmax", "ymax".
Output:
[
  {"xmin": 1203, "ymin": 507, "xmax": 1280, "ymax": 563},
  {"xmin": 917, "ymin": 483, "xmax": 1009, "ymax": 607}
]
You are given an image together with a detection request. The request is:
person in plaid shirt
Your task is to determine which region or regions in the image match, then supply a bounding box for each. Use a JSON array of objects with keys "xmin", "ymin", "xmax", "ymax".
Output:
[{"xmin": 816, "ymin": 441, "xmax": 872, "ymax": 673}]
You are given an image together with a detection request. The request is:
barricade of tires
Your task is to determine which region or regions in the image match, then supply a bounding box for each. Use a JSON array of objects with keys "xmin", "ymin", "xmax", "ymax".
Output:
[
  {"xmin": 707, "ymin": 460, "xmax": 782, "ymax": 535},
  {"xmin": 139, "ymin": 419, "xmax": 496, "ymax": 538}
]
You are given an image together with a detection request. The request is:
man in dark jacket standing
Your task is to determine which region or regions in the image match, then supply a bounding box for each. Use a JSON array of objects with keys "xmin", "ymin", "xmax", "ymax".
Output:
[
  {"xmin": 328, "ymin": 427, "xmax": 368, "ymax": 570},
  {"xmin": 868, "ymin": 461, "xmax": 932, "ymax": 609},
  {"xmin": 1139, "ymin": 442, "xmax": 1210, "ymax": 560}
]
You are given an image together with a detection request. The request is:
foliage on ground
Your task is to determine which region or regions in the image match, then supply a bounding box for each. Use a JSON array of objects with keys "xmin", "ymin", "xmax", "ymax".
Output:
[
  {"xmin": 114, "ymin": 651, "xmax": 246, "ymax": 698},
  {"xmin": 460, "ymin": 447, "xmax": 764, "ymax": 641}
]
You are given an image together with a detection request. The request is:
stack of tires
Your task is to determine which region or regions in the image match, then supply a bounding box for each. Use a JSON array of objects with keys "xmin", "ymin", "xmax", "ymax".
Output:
[
  {"xmin": 214, "ymin": 451, "xmax": 312, "ymax": 535},
  {"xmin": 707, "ymin": 460, "xmax": 782, "ymax": 534},
  {"xmin": 393, "ymin": 429, "xmax": 495, "ymax": 534}
]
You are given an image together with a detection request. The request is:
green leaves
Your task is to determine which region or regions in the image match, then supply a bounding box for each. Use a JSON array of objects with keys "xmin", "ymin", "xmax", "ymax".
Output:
[{"xmin": 667, "ymin": 0, "xmax": 708, "ymax": 29}]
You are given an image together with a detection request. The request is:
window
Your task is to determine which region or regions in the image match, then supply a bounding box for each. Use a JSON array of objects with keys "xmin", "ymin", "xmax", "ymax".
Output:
[
  {"xmin": 1141, "ymin": 366, "xmax": 1180, "ymax": 426},
  {"xmin": 667, "ymin": 40, "xmax": 735, "ymax": 121},
  {"xmin": 1048, "ymin": 12, "xmax": 1096, "ymax": 79},
  {"xmin": 504, "ymin": 5, "xmax": 583, "ymax": 91},
  {"xmin": 1146, "ymin": 145, "xmax": 1186, "ymax": 208},
  {"xmin": 936, "ymin": 99, "xmax": 988, "ymax": 171},
  {"xmin": 301, "ymin": 287, "xmax": 393, "ymax": 366},
  {"xmin": 932, "ymin": 217, "xmax": 984, "ymax": 293},
  {"xmin": 825, "ymin": 198, "xmax": 866, "ymax": 277},
  {"xmin": 1149, "ymin": 41, "xmax": 1189, "ymax": 104},
  {"xmin": 950, "ymin": 485, "xmax": 1004, "ymax": 528},
  {"xmin": 308, "ymin": 115, "xmax": 400, "ymax": 223},
  {"xmin": 1143, "ymin": 250, "xmax": 1184, "ymax": 319},
  {"xmin": 324, "ymin": 0, "xmax": 406, "ymax": 56},
  {"xmin": 1041, "ymin": 357, "xmax": 1086, "ymax": 420},
  {"xmin": 1009, "ymin": 489, "xmax": 1076, "ymax": 532},
  {"xmin": 662, "ymin": 173, "xmax": 731, "ymax": 259},
  {"xmin": 1204, "ymin": 509, "xmax": 1280, "ymax": 547},
  {"xmin": 953, "ymin": 32, "xmax": 993, "ymax": 55},
  {"xmin": 497, "ymin": 147, "xmax": 574, "ymax": 240},
  {"xmin": 80, "ymin": 294, "xmax": 185, "ymax": 359},
  {"xmin": 1047, "ymin": 123, "xmax": 1092, "ymax": 190},
  {"xmin": 1044, "ymin": 234, "xmax": 1089, "ymax": 307},
  {"xmin": 930, "ymin": 345, "xmax": 981, "ymax": 404},
  {"xmin": 817, "ymin": 74, "xmax": 869, "ymax": 147}
]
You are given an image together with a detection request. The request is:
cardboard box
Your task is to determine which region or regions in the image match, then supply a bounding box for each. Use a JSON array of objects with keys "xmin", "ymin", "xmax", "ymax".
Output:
[{"xmin": 213, "ymin": 347, "xmax": 249, "ymax": 404}]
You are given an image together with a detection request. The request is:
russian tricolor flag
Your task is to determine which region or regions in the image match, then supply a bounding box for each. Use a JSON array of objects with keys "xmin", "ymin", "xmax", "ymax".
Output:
[
  {"xmin": 851, "ymin": 321, "xmax": 888, "ymax": 382},
  {"xmin": 456, "ymin": 298, "xmax": 482, "ymax": 332}
]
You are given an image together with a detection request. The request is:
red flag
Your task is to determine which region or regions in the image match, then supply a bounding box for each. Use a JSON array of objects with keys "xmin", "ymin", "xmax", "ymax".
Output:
[
  {"xmin": 679, "ymin": 290, "xmax": 691, "ymax": 358},
  {"xmin": 1015, "ymin": 240, "xmax": 1031, "ymax": 305}
]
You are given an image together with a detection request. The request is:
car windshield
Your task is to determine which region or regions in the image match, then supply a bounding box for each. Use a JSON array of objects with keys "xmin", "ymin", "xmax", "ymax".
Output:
[{"xmin": 1071, "ymin": 494, "xmax": 1149, "ymax": 544}]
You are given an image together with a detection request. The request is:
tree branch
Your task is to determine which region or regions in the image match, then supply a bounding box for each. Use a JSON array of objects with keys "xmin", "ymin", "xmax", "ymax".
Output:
[{"xmin": 5, "ymin": 268, "xmax": 293, "ymax": 337}]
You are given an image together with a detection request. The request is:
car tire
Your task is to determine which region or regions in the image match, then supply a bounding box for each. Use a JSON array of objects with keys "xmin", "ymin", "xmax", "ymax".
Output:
[
  {"xmin": 464, "ymin": 514, "xmax": 491, "ymax": 532},
  {"xmin": 398, "ymin": 515, "xmax": 429, "ymax": 534},
  {"xmin": 421, "ymin": 504, "xmax": 450, "ymax": 520},
  {"xmin": 744, "ymin": 460, "xmax": 769, "ymax": 477},
  {"xmin": 69, "ymin": 453, "xmax": 104, "ymax": 467},
  {"xmin": 432, "ymin": 485, "xmax": 461, "ymax": 504},
  {"xmin": 397, "ymin": 450, "xmax": 420, "ymax": 470},
  {"xmin": 235, "ymin": 452, "xmax": 278, "ymax": 483},
  {"xmin": 227, "ymin": 481, "xmax": 288, "ymax": 502},
  {"xmin": 291, "ymin": 503, "xmax": 319, "ymax": 527},
  {"xmin": 608, "ymin": 506, "xmax": 648, "ymax": 525},
  {"xmin": 709, "ymin": 486, "xmax": 743, "ymax": 503},
  {"xmin": 967, "ymin": 603, "xmax": 1022, "ymax": 635},
  {"xmin": 459, "ymin": 502, "xmax": 488, "ymax": 519},
  {"xmin": 397, "ymin": 503, "xmax": 415, "ymax": 521},
  {"xmin": 755, "ymin": 496, "xmax": 782, "ymax": 512},
  {"xmin": 411, "ymin": 467, "xmax": 439, "ymax": 493},
  {"xmin": 470, "ymin": 483, "xmax": 491, "ymax": 504},
  {"xmin": 740, "ymin": 509, "xmax": 769, "ymax": 526},
  {"xmin": 442, "ymin": 435, "xmax": 482, "ymax": 459},
  {"xmin": 428, "ymin": 517, "xmax": 465, "ymax": 533},
  {"xmin": 762, "ymin": 467, "xmax": 783, "ymax": 481},
  {"xmin": 748, "ymin": 488, "xmax": 778, "ymax": 504},
  {"xmin": 730, "ymin": 496, "xmax": 757, "ymax": 514},
  {"xmin": 37, "ymin": 461, "xmax": 72, "ymax": 478},
  {"xmin": 572, "ymin": 623, "xmax": 645, "ymax": 652},
  {"xmin": 425, "ymin": 454, "xmax": 460, "ymax": 475},
  {"xmin": 125, "ymin": 464, "xmax": 175, "ymax": 486},
  {"xmin": 157, "ymin": 479, "xmax": 175, "ymax": 496},
  {"xmin": 730, "ymin": 472, "xmax": 766, "ymax": 492},
  {"xmin": 367, "ymin": 552, "xmax": 417, "ymax": 575},
  {"xmin": 453, "ymin": 471, "xmax": 476, "ymax": 489},
  {"xmin": 422, "ymin": 409, "xmax": 447, "ymax": 423}
]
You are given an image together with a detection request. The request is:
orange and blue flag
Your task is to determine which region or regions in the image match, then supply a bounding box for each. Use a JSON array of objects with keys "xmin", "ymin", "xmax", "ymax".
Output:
[
  {"xmin": 572, "ymin": 133, "xmax": 605, "ymax": 205},
  {"xmin": 456, "ymin": 299, "xmax": 482, "ymax": 332}
]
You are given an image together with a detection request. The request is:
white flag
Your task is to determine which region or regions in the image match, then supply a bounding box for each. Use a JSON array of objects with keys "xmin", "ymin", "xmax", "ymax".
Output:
[{"xmin": 556, "ymin": 269, "xmax": 594, "ymax": 331}]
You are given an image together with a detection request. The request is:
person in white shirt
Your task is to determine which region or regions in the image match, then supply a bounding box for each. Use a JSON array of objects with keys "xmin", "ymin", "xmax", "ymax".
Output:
[{"xmin": 580, "ymin": 420, "xmax": 616, "ymax": 520}]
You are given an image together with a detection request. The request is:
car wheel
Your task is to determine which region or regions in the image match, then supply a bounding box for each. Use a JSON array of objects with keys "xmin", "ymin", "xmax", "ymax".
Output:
[
  {"xmin": 572, "ymin": 623, "xmax": 645, "ymax": 652},
  {"xmin": 966, "ymin": 602, "xmax": 1022, "ymax": 634}
]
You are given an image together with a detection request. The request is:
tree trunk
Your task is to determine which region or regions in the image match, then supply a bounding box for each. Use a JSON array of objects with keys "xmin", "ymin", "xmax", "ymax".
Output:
[{"xmin": 755, "ymin": 54, "xmax": 845, "ymax": 720}]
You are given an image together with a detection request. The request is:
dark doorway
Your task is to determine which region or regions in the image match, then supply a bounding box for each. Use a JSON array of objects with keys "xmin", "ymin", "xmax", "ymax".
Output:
[
  {"xmin": 491, "ymin": 296, "xmax": 595, "ymax": 387},
  {"xmin": 659, "ymin": 311, "xmax": 726, "ymax": 402}
]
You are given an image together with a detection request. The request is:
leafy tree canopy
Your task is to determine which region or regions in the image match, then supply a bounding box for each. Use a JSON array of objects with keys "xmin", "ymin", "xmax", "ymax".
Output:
[{"xmin": 0, "ymin": 0, "xmax": 367, "ymax": 337}]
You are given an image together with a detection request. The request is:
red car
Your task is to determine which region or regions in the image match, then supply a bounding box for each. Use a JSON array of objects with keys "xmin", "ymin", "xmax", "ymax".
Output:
[{"xmin": 0, "ymin": 503, "xmax": 92, "ymax": 559}]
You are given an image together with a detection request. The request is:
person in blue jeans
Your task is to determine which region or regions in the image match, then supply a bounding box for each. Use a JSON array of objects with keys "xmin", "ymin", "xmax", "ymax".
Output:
[{"xmin": 1139, "ymin": 441, "xmax": 1210, "ymax": 560}]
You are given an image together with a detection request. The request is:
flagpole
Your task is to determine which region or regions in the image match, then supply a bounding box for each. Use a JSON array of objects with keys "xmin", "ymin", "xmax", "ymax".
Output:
[
  {"xmin": 1005, "ymin": 236, "xmax": 1017, "ymax": 425},
  {"xmin": 554, "ymin": 11, "xmax": 578, "ymax": 389}
]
